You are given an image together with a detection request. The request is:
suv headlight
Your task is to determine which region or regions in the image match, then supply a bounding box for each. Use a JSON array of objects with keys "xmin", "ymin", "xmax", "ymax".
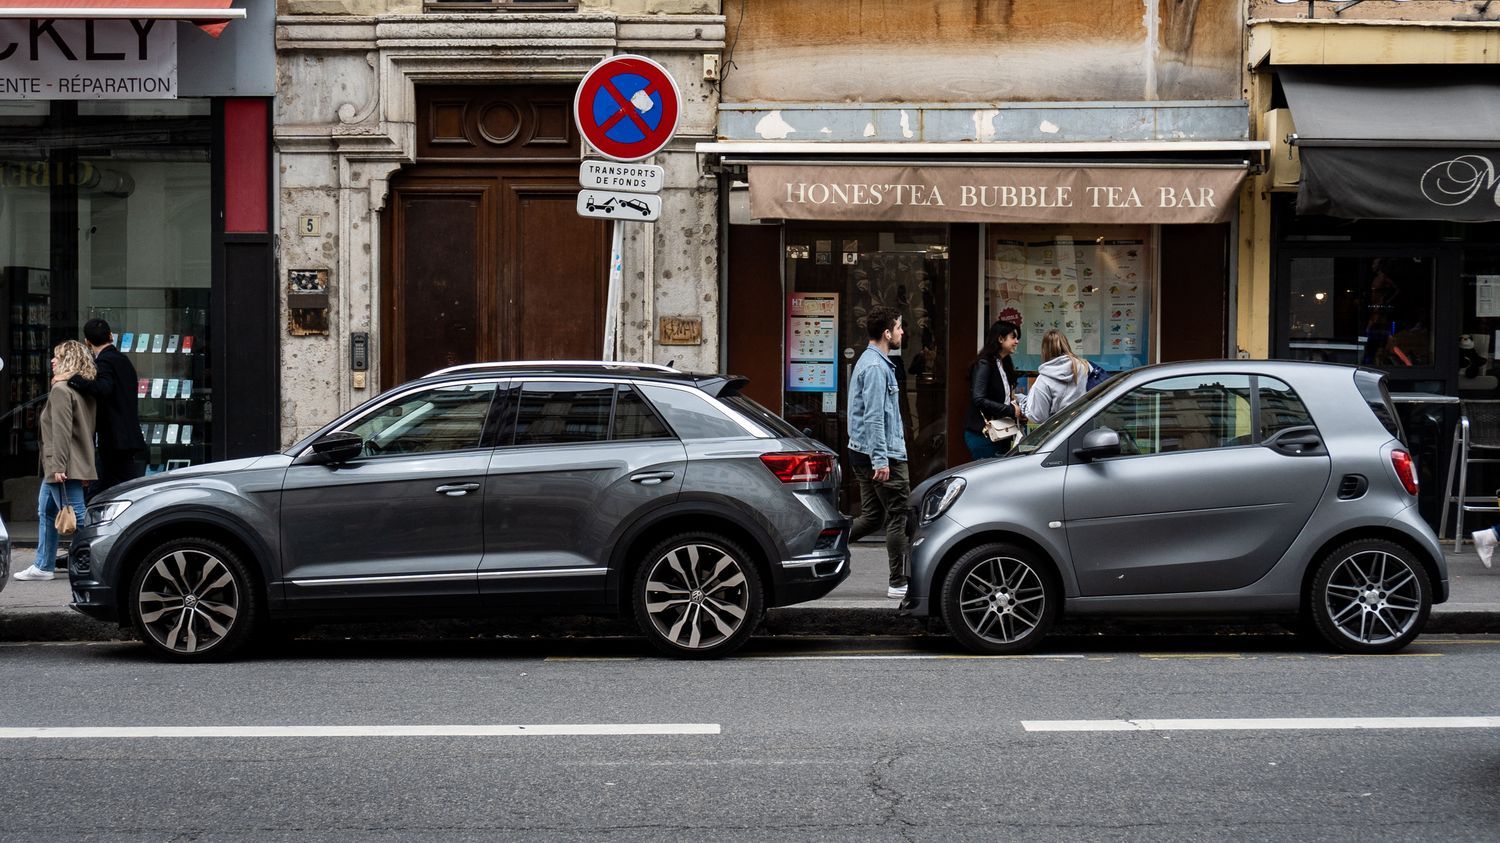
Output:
[
  {"xmin": 919, "ymin": 477, "xmax": 966, "ymax": 525},
  {"xmin": 83, "ymin": 500, "xmax": 131, "ymax": 528}
]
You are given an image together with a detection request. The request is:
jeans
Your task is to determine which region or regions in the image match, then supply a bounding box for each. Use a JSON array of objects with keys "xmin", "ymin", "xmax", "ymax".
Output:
[
  {"xmin": 849, "ymin": 459, "xmax": 911, "ymax": 588},
  {"xmin": 36, "ymin": 480, "xmax": 86, "ymax": 573},
  {"xmin": 964, "ymin": 430, "xmax": 1003, "ymax": 461}
]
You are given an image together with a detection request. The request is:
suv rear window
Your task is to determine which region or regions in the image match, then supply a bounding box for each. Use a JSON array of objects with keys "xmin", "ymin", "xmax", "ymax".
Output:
[
  {"xmin": 1355, "ymin": 370, "xmax": 1405, "ymax": 443},
  {"xmin": 724, "ymin": 395, "xmax": 803, "ymax": 439}
]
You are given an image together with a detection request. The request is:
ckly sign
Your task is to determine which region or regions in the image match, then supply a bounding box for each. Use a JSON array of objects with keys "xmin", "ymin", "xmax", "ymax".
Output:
[{"xmin": 0, "ymin": 19, "xmax": 177, "ymax": 100}]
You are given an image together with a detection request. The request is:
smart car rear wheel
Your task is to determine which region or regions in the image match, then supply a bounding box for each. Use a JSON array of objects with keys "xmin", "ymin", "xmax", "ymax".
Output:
[
  {"xmin": 1309, "ymin": 539, "xmax": 1430, "ymax": 655},
  {"xmin": 941, "ymin": 543, "xmax": 1058, "ymax": 655},
  {"xmin": 633, "ymin": 533, "xmax": 763, "ymax": 659},
  {"xmin": 128, "ymin": 538, "xmax": 259, "ymax": 662}
]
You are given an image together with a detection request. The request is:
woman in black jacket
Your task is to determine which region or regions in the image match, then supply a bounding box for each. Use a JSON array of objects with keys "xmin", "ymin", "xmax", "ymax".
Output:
[{"xmin": 964, "ymin": 320, "xmax": 1022, "ymax": 460}]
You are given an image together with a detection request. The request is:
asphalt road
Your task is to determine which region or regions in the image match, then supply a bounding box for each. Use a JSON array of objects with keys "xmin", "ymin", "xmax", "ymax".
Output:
[{"xmin": 2, "ymin": 634, "xmax": 1498, "ymax": 841}]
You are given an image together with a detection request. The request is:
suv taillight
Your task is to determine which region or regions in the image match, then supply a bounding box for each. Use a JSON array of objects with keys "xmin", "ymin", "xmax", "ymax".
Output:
[
  {"xmin": 760, "ymin": 452, "xmax": 834, "ymax": 483},
  {"xmin": 1391, "ymin": 449, "xmax": 1419, "ymax": 496}
]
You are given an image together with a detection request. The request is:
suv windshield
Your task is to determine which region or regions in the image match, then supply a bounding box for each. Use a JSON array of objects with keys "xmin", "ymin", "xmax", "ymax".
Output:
[{"xmin": 1013, "ymin": 373, "xmax": 1124, "ymax": 456}]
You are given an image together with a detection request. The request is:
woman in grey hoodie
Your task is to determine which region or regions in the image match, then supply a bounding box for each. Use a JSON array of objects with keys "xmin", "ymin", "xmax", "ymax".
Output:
[{"xmin": 1020, "ymin": 330, "xmax": 1089, "ymax": 424}]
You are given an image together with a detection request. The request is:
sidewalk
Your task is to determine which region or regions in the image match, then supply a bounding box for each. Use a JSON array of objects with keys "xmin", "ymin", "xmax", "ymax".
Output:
[{"xmin": 4, "ymin": 542, "xmax": 1500, "ymax": 642}]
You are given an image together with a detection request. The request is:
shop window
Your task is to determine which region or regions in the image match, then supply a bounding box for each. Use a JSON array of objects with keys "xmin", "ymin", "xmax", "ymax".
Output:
[
  {"xmin": 513, "ymin": 382, "xmax": 614, "ymax": 446},
  {"xmin": 1258, "ymin": 376, "xmax": 1315, "ymax": 441},
  {"xmin": 348, "ymin": 382, "xmax": 498, "ymax": 457},
  {"xmin": 1460, "ymin": 250, "xmax": 1500, "ymax": 393},
  {"xmin": 1285, "ymin": 256, "xmax": 1435, "ymax": 370},
  {"xmin": 984, "ymin": 225, "xmax": 1152, "ymax": 372},
  {"xmin": 612, "ymin": 385, "xmax": 670, "ymax": 441},
  {"xmin": 1089, "ymin": 375, "xmax": 1253, "ymax": 456}
]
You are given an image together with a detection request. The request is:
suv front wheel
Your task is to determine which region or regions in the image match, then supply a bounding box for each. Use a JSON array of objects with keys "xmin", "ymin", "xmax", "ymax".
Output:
[
  {"xmin": 128, "ymin": 537, "xmax": 259, "ymax": 662},
  {"xmin": 633, "ymin": 533, "xmax": 763, "ymax": 658}
]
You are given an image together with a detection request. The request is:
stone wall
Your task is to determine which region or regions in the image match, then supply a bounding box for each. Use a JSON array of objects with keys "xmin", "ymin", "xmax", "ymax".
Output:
[{"xmin": 274, "ymin": 10, "xmax": 725, "ymax": 445}]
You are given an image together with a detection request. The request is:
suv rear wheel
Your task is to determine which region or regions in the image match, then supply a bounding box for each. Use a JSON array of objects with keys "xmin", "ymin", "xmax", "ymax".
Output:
[
  {"xmin": 1309, "ymin": 538, "xmax": 1430, "ymax": 654},
  {"xmin": 128, "ymin": 537, "xmax": 259, "ymax": 662},
  {"xmin": 633, "ymin": 533, "xmax": 763, "ymax": 659}
]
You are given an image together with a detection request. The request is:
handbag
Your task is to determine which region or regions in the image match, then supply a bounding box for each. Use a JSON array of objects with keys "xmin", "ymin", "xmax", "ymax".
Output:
[
  {"xmin": 981, "ymin": 413, "xmax": 1022, "ymax": 446},
  {"xmin": 55, "ymin": 504, "xmax": 77, "ymax": 536}
]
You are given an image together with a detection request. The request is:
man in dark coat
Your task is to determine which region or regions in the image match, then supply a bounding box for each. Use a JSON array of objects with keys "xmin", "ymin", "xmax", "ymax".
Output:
[{"xmin": 69, "ymin": 318, "xmax": 147, "ymax": 499}]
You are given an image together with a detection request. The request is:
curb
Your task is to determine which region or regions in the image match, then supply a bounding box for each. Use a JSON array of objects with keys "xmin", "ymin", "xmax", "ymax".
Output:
[{"xmin": 4, "ymin": 606, "xmax": 1497, "ymax": 644}]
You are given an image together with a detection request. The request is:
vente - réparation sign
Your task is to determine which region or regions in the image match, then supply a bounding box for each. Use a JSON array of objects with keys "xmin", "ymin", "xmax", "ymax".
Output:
[{"xmin": 0, "ymin": 19, "xmax": 177, "ymax": 100}]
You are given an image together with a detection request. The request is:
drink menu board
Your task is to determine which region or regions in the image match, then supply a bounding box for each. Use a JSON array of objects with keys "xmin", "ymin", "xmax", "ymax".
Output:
[
  {"xmin": 786, "ymin": 292, "xmax": 839, "ymax": 392},
  {"xmin": 986, "ymin": 227, "xmax": 1150, "ymax": 371}
]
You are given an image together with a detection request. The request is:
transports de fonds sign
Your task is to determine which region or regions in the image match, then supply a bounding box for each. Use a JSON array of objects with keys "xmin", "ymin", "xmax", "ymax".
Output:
[{"xmin": 749, "ymin": 164, "xmax": 1246, "ymax": 225}]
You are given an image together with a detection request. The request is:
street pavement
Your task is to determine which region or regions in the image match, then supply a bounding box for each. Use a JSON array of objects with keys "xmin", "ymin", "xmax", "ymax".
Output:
[
  {"xmin": 1, "ymin": 633, "xmax": 1498, "ymax": 839},
  {"xmin": 4, "ymin": 540, "xmax": 1500, "ymax": 644}
]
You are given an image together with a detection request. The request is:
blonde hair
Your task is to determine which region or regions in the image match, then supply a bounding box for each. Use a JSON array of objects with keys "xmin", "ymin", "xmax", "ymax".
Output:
[
  {"xmin": 1040, "ymin": 330, "xmax": 1088, "ymax": 383},
  {"xmin": 53, "ymin": 340, "xmax": 97, "ymax": 381}
]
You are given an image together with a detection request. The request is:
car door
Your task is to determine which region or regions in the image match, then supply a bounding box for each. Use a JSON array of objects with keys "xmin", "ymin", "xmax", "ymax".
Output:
[
  {"xmin": 479, "ymin": 379, "xmax": 686, "ymax": 610},
  {"xmin": 279, "ymin": 379, "xmax": 502, "ymax": 610},
  {"xmin": 1063, "ymin": 374, "xmax": 1331, "ymax": 596}
]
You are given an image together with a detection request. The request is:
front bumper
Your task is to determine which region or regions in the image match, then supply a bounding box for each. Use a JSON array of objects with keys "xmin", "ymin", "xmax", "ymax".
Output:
[
  {"xmin": 898, "ymin": 513, "xmax": 970, "ymax": 618},
  {"xmin": 66, "ymin": 524, "xmax": 124, "ymax": 623}
]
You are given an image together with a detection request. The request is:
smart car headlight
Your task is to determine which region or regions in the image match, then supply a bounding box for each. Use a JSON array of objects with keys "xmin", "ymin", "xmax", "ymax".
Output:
[
  {"xmin": 920, "ymin": 477, "xmax": 966, "ymax": 525},
  {"xmin": 83, "ymin": 500, "xmax": 131, "ymax": 528}
]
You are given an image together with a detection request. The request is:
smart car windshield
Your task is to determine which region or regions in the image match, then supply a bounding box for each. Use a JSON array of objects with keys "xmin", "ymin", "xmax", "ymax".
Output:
[{"xmin": 1013, "ymin": 373, "xmax": 1124, "ymax": 456}]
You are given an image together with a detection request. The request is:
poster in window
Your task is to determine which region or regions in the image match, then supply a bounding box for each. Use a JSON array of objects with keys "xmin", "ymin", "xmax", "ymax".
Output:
[{"xmin": 786, "ymin": 292, "xmax": 839, "ymax": 393}]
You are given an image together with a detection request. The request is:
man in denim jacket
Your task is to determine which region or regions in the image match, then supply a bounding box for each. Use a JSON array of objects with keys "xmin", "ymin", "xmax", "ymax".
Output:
[{"xmin": 847, "ymin": 306, "xmax": 910, "ymax": 599}]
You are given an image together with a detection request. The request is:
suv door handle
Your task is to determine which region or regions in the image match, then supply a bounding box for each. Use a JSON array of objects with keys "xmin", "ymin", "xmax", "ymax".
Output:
[
  {"xmin": 435, "ymin": 483, "xmax": 481, "ymax": 496},
  {"xmin": 630, "ymin": 471, "xmax": 675, "ymax": 486}
]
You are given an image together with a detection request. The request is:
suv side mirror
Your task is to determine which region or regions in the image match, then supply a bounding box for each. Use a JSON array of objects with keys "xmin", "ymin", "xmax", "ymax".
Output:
[
  {"xmin": 308, "ymin": 431, "xmax": 364, "ymax": 465},
  {"xmin": 1073, "ymin": 427, "xmax": 1121, "ymax": 462}
]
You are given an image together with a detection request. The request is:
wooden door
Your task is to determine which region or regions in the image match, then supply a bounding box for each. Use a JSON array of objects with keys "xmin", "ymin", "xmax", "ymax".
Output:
[{"xmin": 380, "ymin": 85, "xmax": 608, "ymax": 388}]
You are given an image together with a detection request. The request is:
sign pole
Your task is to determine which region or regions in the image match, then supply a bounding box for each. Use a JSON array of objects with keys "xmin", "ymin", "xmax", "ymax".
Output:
[{"xmin": 603, "ymin": 219, "xmax": 624, "ymax": 361}]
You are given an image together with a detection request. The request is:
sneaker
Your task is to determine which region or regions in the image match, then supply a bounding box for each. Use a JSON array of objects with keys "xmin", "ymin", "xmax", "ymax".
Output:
[
  {"xmin": 886, "ymin": 584, "xmax": 908, "ymax": 600},
  {"xmin": 1474, "ymin": 529, "xmax": 1497, "ymax": 569},
  {"xmin": 12, "ymin": 565, "xmax": 56, "ymax": 581}
]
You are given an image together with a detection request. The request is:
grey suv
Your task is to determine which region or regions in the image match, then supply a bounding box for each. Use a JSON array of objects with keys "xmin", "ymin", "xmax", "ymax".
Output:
[
  {"xmin": 68, "ymin": 362, "xmax": 850, "ymax": 661},
  {"xmin": 907, "ymin": 361, "xmax": 1447, "ymax": 655}
]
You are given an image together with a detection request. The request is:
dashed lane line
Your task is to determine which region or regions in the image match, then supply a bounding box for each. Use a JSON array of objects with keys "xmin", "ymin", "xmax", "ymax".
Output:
[
  {"xmin": 0, "ymin": 723, "xmax": 721, "ymax": 739},
  {"xmin": 1023, "ymin": 717, "xmax": 1500, "ymax": 732}
]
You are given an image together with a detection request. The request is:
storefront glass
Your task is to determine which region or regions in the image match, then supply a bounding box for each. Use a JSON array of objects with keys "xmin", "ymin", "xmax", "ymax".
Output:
[
  {"xmin": 0, "ymin": 101, "xmax": 211, "ymax": 540},
  {"xmin": 783, "ymin": 224, "xmax": 951, "ymax": 492},
  {"xmin": 1284, "ymin": 255, "xmax": 1436, "ymax": 369},
  {"xmin": 984, "ymin": 225, "xmax": 1153, "ymax": 373}
]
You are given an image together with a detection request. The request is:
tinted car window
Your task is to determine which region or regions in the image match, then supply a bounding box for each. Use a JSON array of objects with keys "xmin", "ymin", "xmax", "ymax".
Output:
[
  {"xmin": 514, "ymin": 382, "xmax": 614, "ymax": 445},
  {"xmin": 1355, "ymin": 369, "xmax": 1405, "ymax": 442},
  {"xmin": 725, "ymin": 394, "xmax": 802, "ymax": 438},
  {"xmin": 1090, "ymin": 374, "xmax": 1253, "ymax": 456},
  {"xmin": 1258, "ymin": 376, "xmax": 1316, "ymax": 440},
  {"xmin": 639, "ymin": 384, "xmax": 749, "ymax": 440},
  {"xmin": 613, "ymin": 385, "xmax": 671, "ymax": 440},
  {"xmin": 346, "ymin": 382, "xmax": 498, "ymax": 457}
]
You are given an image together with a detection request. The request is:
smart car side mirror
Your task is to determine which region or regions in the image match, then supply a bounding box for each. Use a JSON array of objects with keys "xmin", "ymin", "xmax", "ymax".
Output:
[
  {"xmin": 307, "ymin": 431, "xmax": 364, "ymax": 465},
  {"xmin": 1073, "ymin": 427, "xmax": 1121, "ymax": 462}
]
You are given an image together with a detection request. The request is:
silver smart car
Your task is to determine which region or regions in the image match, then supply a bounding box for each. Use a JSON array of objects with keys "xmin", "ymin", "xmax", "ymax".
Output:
[{"xmin": 906, "ymin": 361, "xmax": 1446, "ymax": 655}]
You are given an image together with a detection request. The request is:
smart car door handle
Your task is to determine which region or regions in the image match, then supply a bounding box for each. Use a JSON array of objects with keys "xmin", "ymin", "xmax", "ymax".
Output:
[
  {"xmin": 630, "ymin": 471, "xmax": 675, "ymax": 486},
  {"xmin": 435, "ymin": 483, "xmax": 481, "ymax": 496}
]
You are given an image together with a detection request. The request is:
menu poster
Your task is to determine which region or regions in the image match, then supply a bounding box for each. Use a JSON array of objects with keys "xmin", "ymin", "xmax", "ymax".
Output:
[
  {"xmin": 1098, "ymin": 240, "xmax": 1146, "ymax": 357},
  {"xmin": 1478, "ymin": 275, "xmax": 1500, "ymax": 319},
  {"xmin": 786, "ymin": 292, "xmax": 839, "ymax": 393}
]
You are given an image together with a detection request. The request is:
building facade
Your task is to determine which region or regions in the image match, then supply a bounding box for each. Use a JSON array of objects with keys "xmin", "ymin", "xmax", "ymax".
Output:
[
  {"xmin": 274, "ymin": 0, "xmax": 724, "ymax": 445},
  {"xmin": 0, "ymin": 0, "xmax": 277, "ymax": 540}
]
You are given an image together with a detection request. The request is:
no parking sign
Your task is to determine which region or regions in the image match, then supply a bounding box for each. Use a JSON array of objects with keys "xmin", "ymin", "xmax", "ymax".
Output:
[{"xmin": 573, "ymin": 55, "xmax": 683, "ymax": 163}]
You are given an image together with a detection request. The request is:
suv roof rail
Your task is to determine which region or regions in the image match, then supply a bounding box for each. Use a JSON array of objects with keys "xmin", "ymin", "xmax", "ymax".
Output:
[{"xmin": 424, "ymin": 360, "xmax": 679, "ymax": 378}]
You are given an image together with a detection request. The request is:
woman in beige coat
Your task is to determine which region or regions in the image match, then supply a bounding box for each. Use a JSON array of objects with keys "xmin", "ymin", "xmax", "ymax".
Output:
[{"xmin": 14, "ymin": 341, "xmax": 98, "ymax": 581}]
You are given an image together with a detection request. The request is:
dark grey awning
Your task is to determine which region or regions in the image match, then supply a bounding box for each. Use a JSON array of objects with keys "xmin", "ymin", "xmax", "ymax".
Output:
[{"xmin": 1281, "ymin": 69, "xmax": 1500, "ymax": 221}]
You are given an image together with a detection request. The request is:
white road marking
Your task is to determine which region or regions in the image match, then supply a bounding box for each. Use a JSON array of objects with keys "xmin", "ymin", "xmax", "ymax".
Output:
[
  {"xmin": 749, "ymin": 653, "xmax": 1087, "ymax": 661},
  {"xmin": 1023, "ymin": 717, "xmax": 1500, "ymax": 732},
  {"xmin": 0, "ymin": 723, "xmax": 720, "ymax": 739}
]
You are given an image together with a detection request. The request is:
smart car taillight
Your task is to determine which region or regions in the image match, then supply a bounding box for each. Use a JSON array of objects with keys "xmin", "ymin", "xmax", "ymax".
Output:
[
  {"xmin": 1391, "ymin": 449, "xmax": 1419, "ymax": 496},
  {"xmin": 760, "ymin": 452, "xmax": 834, "ymax": 483}
]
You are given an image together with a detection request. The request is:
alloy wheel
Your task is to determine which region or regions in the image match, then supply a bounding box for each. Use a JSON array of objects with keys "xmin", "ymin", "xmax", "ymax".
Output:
[
  {"xmin": 643, "ymin": 543, "xmax": 751, "ymax": 651},
  {"xmin": 1321, "ymin": 549, "xmax": 1424, "ymax": 646},
  {"xmin": 136, "ymin": 548, "xmax": 242, "ymax": 655},
  {"xmin": 957, "ymin": 555, "xmax": 1047, "ymax": 644}
]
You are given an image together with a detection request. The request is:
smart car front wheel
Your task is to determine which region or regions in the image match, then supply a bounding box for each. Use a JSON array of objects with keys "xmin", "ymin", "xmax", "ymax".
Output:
[
  {"xmin": 1309, "ymin": 538, "xmax": 1430, "ymax": 654},
  {"xmin": 941, "ymin": 543, "xmax": 1059, "ymax": 655},
  {"xmin": 633, "ymin": 533, "xmax": 763, "ymax": 659},
  {"xmin": 128, "ymin": 537, "xmax": 259, "ymax": 662}
]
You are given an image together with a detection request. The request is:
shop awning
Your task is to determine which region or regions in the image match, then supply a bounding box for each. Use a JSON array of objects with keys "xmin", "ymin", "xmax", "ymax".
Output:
[
  {"xmin": 1282, "ymin": 68, "xmax": 1500, "ymax": 221},
  {"xmin": 741, "ymin": 161, "xmax": 1248, "ymax": 226},
  {"xmin": 0, "ymin": 1, "xmax": 245, "ymax": 37}
]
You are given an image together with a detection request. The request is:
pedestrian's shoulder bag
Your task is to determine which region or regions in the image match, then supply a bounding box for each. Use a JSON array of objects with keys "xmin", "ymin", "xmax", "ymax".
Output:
[
  {"xmin": 980, "ymin": 412, "xmax": 1022, "ymax": 447},
  {"xmin": 1085, "ymin": 362, "xmax": 1109, "ymax": 391},
  {"xmin": 55, "ymin": 504, "xmax": 77, "ymax": 536}
]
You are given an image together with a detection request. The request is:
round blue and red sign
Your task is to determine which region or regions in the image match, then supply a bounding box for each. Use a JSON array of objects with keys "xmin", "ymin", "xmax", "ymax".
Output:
[{"xmin": 573, "ymin": 55, "xmax": 682, "ymax": 163}]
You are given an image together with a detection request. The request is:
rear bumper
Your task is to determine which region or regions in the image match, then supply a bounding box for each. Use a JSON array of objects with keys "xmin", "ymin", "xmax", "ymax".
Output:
[{"xmin": 773, "ymin": 552, "xmax": 851, "ymax": 606}]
